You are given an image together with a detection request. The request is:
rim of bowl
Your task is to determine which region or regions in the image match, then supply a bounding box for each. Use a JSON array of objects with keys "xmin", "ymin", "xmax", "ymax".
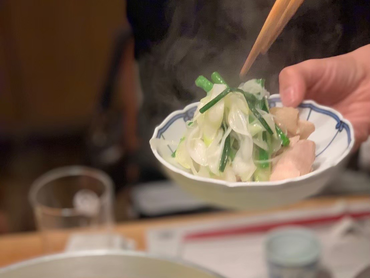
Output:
[
  {"xmin": 150, "ymin": 94, "xmax": 355, "ymax": 188},
  {"xmin": 0, "ymin": 250, "xmax": 226, "ymax": 278}
]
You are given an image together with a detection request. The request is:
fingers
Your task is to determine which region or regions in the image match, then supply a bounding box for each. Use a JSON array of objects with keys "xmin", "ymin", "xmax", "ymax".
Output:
[
  {"xmin": 279, "ymin": 63, "xmax": 308, "ymax": 107},
  {"xmin": 279, "ymin": 48, "xmax": 370, "ymax": 151},
  {"xmin": 279, "ymin": 54, "xmax": 364, "ymax": 107},
  {"xmin": 279, "ymin": 58, "xmax": 337, "ymax": 107}
]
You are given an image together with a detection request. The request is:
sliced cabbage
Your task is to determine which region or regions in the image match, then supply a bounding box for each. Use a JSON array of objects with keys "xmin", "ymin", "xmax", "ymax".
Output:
[
  {"xmin": 225, "ymin": 93, "xmax": 249, "ymax": 114},
  {"xmin": 232, "ymin": 134, "xmax": 256, "ymax": 181},
  {"xmin": 257, "ymin": 108, "xmax": 277, "ymax": 137},
  {"xmin": 206, "ymin": 127, "xmax": 231, "ymax": 176},
  {"xmin": 162, "ymin": 76, "xmax": 291, "ymax": 183},
  {"xmin": 248, "ymin": 120, "xmax": 264, "ymax": 137},
  {"xmin": 174, "ymin": 138, "xmax": 192, "ymax": 169},
  {"xmin": 186, "ymin": 126, "xmax": 208, "ymax": 166},
  {"xmin": 238, "ymin": 79, "xmax": 269, "ymax": 100},
  {"xmin": 228, "ymin": 105, "xmax": 249, "ymax": 136},
  {"xmin": 222, "ymin": 165, "xmax": 237, "ymax": 182}
]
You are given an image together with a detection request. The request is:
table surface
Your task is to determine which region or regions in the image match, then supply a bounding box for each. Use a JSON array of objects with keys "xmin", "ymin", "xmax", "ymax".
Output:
[{"xmin": 0, "ymin": 195, "xmax": 369, "ymax": 268}]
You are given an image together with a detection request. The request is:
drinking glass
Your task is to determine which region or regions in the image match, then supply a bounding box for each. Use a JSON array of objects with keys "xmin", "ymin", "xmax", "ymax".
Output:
[{"xmin": 29, "ymin": 166, "xmax": 115, "ymax": 253}]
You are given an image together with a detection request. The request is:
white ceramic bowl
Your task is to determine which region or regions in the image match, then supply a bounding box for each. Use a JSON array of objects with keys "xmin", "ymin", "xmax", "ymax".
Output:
[
  {"xmin": 0, "ymin": 250, "xmax": 225, "ymax": 278},
  {"xmin": 150, "ymin": 95, "xmax": 354, "ymax": 210}
]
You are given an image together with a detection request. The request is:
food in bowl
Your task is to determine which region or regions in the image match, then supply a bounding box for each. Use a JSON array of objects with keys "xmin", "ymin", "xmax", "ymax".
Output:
[
  {"xmin": 150, "ymin": 87, "xmax": 353, "ymax": 210},
  {"xmin": 156, "ymin": 72, "xmax": 316, "ymax": 182}
]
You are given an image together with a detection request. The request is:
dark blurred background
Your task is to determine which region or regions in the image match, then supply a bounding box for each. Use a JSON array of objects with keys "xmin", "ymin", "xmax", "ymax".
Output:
[
  {"xmin": 1, "ymin": 0, "xmax": 370, "ymax": 235},
  {"xmin": 0, "ymin": 0, "xmax": 128, "ymax": 232}
]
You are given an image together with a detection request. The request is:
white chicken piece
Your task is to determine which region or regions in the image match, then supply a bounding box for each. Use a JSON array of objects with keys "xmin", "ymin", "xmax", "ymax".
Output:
[
  {"xmin": 297, "ymin": 120, "xmax": 315, "ymax": 139},
  {"xmin": 270, "ymin": 140, "xmax": 316, "ymax": 181},
  {"xmin": 270, "ymin": 107, "xmax": 299, "ymax": 135},
  {"xmin": 289, "ymin": 135, "xmax": 300, "ymax": 147}
]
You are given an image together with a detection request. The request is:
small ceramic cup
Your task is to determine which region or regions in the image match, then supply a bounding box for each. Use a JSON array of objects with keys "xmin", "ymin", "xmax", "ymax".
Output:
[{"xmin": 265, "ymin": 226, "xmax": 321, "ymax": 278}]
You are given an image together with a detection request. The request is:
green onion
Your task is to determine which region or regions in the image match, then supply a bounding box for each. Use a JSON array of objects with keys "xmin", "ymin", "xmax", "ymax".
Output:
[
  {"xmin": 259, "ymin": 132, "xmax": 271, "ymax": 168},
  {"xmin": 253, "ymin": 84, "xmax": 290, "ymax": 148},
  {"xmin": 211, "ymin": 72, "xmax": 228, "ymax": 86},
  {"xmin": 229, "ymin": 137, "xmax": 238, "ymax": 162},
  {"xmin": 199, "ymin": 88, "xmax": 231, "ymax": 114},
  {"xmin": 256, "ymin": 147, "xmax": 270, "ymax": 169},
  {"xmin": 258, "ymin": 80, "xmax": 268, "ymax": 112},
  {"xmin": 249, "ymin": 104, "xmax": 273, "ymax": 135},
  {"xmin": 253, "ymin": 131, "xmax": 272, "ymax": 181},
  {"xmin": 172, "ymin": 137, "xmax": 186, "ymax": 158},
  {"xmin": 232, "ymin": 88, "xmax": 273, "ymax": 135},
  {"xmin": 260, "ymin": 96, "xmax": 269, "ymax": 113},
  {"xmin": 229, "ymin": 148, "xmax": 237, "ymax": 162},
  {"xmin": 219, "ymin": 134, "xmax": 231, "ymax": 172},
  {"xmin": 187, "ymin": 121, "xmax": 193, "ymax": 126},
  {"xmin": 253, "ymin": 168, "xmax": 270, "ymax": 182},
  {"xmin": 256, "ymin": 78, "xmax": 266, "ymax": 88},
  {"xmin": 230, "ymin": 137, "xmax": 239, "ymax": 162},
  {"xmin": 195, "ymin": 76, "xmax": 213, "ymax": 93},
  {"xmin": 257, "ymin": 93, "xmax": 289, "ymax": 147},
  {"xmin": 233, "ymin": 88, "xmax": 256, "ymax": 102},
  {"xmin": 276, "ymin": 126, "xmax": 290, "ymax": 146}
]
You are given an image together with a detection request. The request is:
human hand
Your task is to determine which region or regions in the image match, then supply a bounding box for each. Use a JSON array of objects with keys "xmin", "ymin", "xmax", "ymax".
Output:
[{"xmin": 279, "ymin": 44, "xmax": 370, "ymax": 149}]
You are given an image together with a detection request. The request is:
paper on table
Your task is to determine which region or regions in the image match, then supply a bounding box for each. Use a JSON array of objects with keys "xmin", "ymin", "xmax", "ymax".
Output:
[
  {"xmin": 182, "ymin": 233, "xmax": 268, "ymax": 278},
  {"xmin": 65, "ymin": 233, "xmax": 135, "ymax": 252},
  {"xmin": 147, "ymin": 201, "xmax": 370, "ymax": 278}
]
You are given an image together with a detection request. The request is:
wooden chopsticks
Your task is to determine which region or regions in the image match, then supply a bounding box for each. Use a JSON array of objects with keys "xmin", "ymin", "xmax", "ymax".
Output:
[{"xmin": 239, "ymin": 0, "xmax": 304, "ymax": 78}]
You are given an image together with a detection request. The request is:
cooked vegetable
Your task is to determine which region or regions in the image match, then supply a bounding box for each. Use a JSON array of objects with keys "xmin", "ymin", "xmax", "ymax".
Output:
[
  {"xmin": 211, "ymin": 72, "xmax": 228, "ymax": 86},
  {"xmin": 276, "ymin": 126, "xmax": 290, "ymax": 146},
  {"xmin": 199, "ymin": 88, "xmax": 231, "ymax": 114},
  {"xmin": 219, "ymin": 134, "xmax": 231, "ymax": 172},
  {"xmin": 270, "ymin": 140, "xmax": 316, "ymax": 181},
  {"xmin": 163, "ymin": 73, "xmax": 315, "ymax": 182},
  {"xmin": 195, "ymin": 76, "xmax": 213, "ymax": 93},
  {"xmin": 232, "ymin": 88, "xmax": 274, "ymax": 135}
]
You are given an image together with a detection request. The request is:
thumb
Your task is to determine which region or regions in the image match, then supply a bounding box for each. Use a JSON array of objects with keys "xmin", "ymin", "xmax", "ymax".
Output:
[
  {"xmin": 279, "ymin": 58, "xmax": 335, "ymax": 107},
  {"xmin": 279, "ymin": 53, "xmax": 363, "ymax": 107},
  {"xmin": 279, "ymin": 62, "xmax": 309, "ymax": 107}
]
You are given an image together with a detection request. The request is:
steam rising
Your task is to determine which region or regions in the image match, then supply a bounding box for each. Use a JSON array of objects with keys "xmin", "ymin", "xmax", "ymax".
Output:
[{"xmin": 136, "ymin": 0, "xmax": 370, "ymax": 168}]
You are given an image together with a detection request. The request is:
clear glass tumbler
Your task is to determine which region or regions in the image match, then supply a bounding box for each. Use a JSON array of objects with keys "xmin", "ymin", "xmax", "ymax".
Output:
[{"xmin": 29, "ymin": 166, "xmax": 115, "ymax": 253}]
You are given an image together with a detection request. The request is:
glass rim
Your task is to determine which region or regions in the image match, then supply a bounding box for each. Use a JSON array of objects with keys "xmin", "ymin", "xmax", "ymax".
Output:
[
  {"xmin": 265, "ymin": 226, "xmax": 321, "ymax": 267},
  {"xmin": 29, "ymin": 166, "xmax": 114, "ymax": 217}
]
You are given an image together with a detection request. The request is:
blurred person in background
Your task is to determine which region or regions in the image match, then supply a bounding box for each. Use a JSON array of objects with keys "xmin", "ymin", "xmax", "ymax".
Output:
[{"xmin": 118, "ymin": 0, "xmax": 370, "ymax": 183}]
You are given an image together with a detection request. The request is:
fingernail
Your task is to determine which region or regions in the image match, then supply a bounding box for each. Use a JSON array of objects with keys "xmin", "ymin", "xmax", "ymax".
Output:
[{"xmin": 281, "ymin": 86, "xmax": 296, "ymax": 107}]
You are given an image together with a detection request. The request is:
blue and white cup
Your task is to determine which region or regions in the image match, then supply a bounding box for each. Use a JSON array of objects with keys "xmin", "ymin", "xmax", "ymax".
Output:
[{"xmin": 265, "ymin": 226, "xmax": 321, "ymax": 278}]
